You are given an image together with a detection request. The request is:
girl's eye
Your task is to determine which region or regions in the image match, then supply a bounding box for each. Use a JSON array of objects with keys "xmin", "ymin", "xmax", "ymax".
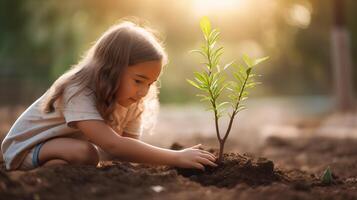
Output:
[{"xmin": 135, "ymin": 80, "xmax": 143, "ymax": 84}]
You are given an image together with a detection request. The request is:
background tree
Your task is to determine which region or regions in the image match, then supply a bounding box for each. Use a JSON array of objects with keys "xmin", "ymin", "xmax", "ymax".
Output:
[{"xmin": 331, "ymin": 0, "xmax": 355, "ymax": 112}]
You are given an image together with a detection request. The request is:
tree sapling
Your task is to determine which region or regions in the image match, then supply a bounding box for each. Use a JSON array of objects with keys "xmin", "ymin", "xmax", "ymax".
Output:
[
  {"xmin": 321, "ymin": 166, "xmax": 333, "ymax": 185},
  {"xmin": 188, "ymin": 17, "xmax": 269, "ymax": 163}
]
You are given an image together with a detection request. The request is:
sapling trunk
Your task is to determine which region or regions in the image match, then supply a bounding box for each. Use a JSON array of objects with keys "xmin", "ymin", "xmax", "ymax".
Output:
[
  {"xmin": 216, "ymin": 67, "xmax": 251, "ymax": 163},
  {"xmin": 188, "ymin": 17, "xmax": 268, "ymax": 163}
]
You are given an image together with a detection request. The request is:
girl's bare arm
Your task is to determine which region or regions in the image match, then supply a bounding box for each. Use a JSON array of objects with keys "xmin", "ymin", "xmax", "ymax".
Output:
[
  {"xmin": 122, "ymin": 132, "xmax": 140, "ymax": 140},
  {"xmin": 76, "ymin": 120, "xmax": 217, "ymax": 169}
]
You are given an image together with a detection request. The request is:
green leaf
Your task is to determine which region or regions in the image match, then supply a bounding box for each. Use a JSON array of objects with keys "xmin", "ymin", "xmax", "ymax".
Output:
[
  {"xmin": 209, "ymin": 29, "xmax": 220, "ymax": 43},
  {"xmin": 201, "ymin": 62, "xmax": 211, "ymax": 70},
  {"xmin": 212, "ymin": 47, "xmax": 224, "ymax": 60},
  {"xmin": 194, "ymin": 77, "xmax": 204, "ymax": 85},
  {"xmin": 246, "ymin": 82, "xmax": 258, "ymax": 88},
  {"xmin": 217, "ymin": 85, "xmax": 226, "ymax": 96},
  {"xmin": 321, "ymin": 166, "xmax": 333, "ymax": 185},
  {"xmin": 253, "ymin": 56, "xmax": 269, "ymax": 66},
  {"xmin": 210, "ymin": 41, "xmax": 217, "ymax": 49},
  {"xmin": 189, "ymin": 49, "xmax": 206, "ymax": 58},
  {"xmin": 233, "ymin": 72, "xmax": 245, "ymax": 85},
  {"xmin": 200, "ymin": 17, "xmax": 211, "ymax": 38},
  {"xmin": 248, "ymin": 74, "xmax": 262, "ymax": 78},
  {"xmin": 211, "ymin": 72, "xmax": 221, "ymax": 88},
  {"xmin": 228, "ymin": 94, "xmax": 237, "ymax": 100},
  {"xmin": 200, "ymin": 45, "xmax": 208, "ymax": 54},
  {"xmin": 238, "ymin": 64, "xmax": 247, "ymax": 76},
  {"xmin": 196, "ymin": 94, "xmax": 210, "ymax": 102},
  {"xmin": 242, "ymin": 91, "xmax": 249, "ymax": 97},
  {"xmin": 236, "ymin": 105, "xmax": 246, "ymax": 113},
  {"xmin": 253, "ymin": 81, "xmax": 262, "ymax": 86},
  {"xmin": 217, "ymin": 102, "xmax": 229, "ymax": 109},
  {"xmin": 212, "ymin": 50, "xmax": 224, "ymax": 68},
  {"xmin": 223, "ymin": 60, "xmax": 235, "ymax": 70},
  {"xmin": 194, "ymin": 72, "xmax": 207, "ymax": 84},
  {"xmin": 187, "ymin": 79, "xmax": 201, "ymax": 89},
  {"xmin": 242, "ymin": 54, "xmax": 253, "ymax": 68}
]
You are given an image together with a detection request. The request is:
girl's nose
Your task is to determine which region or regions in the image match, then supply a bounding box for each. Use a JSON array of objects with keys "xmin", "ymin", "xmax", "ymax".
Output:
[{"xmin": 137, "ymin": 86, "xmax": 149, "ymax": 98}]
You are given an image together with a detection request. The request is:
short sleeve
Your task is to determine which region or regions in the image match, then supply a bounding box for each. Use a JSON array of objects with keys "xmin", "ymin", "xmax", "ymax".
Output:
[
  {"xmin": 61, "ymin": 85, "xmax": 104, "ymax": 128},
  {"xmin": 123, "ymin": 106, "xmax": 143, "ymax": 136}
]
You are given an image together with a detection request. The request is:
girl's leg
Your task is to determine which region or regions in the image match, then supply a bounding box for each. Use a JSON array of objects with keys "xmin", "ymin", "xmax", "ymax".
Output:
[
  {"xmin": 42, "ymin": 159, "xmax": 69, "ymax": 167},
  {"xmin": 38, "ymin": 137, "xmax": 99, "ymax": 167}
]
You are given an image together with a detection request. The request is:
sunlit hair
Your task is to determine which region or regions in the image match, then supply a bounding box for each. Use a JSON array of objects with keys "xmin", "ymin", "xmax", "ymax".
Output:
[{"xmin": 41, "ymin": 19, "xmax": 167, "ymax": 134}]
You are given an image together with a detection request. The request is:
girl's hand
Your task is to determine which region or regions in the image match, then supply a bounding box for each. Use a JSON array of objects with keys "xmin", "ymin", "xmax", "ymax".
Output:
[{"xmin": 174, "ymin": 144, "xmax": 217, "ymax": 170}]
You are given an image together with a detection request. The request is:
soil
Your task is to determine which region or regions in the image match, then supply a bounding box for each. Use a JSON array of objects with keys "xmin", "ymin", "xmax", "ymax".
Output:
[
  {"xmin": 0, "ymin": 136, "xmax": 357, "ymax": 200},
  {"xmin": 173, "ymin": 142, "xmax": 281, "ymax": 188},
  {"xmin": 177, "ymin": 153, "xmax": 283, "ymax": 188}
]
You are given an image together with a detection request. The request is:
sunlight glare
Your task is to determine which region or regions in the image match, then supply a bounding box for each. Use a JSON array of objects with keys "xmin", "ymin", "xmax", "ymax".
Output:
[
  {"xmin": 192, "ymin": 0, "xmax": 247, "ymax": 17},
  {"xmin": 286, "ymin": 4, "xmax": 311, "ymax": 29}
]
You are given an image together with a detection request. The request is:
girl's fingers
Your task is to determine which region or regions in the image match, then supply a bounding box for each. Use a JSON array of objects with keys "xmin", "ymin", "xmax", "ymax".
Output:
[
  {"xmin": 200, "ymin": 153, "xmax": 216, "ymax": 162},
  {"xmin": 192, "ymin": 162, "xmax": 205, "ymax": 171},
  {"xmin": 190, "ymin": 145, "xmax": 215, "ymax": 158},
  {"xmin": 197, "ymin": 157, "xmax": 218, "ymax": 167},
  {"xmin": 199, "ymin": 150, "xmax": 216, "ymax": 160}
]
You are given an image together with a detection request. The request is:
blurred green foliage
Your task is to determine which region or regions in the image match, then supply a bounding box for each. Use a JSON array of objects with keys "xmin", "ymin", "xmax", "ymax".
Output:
[{"xmin": 0, "ymin": 0, "xmax": 356, "ymax": 105}]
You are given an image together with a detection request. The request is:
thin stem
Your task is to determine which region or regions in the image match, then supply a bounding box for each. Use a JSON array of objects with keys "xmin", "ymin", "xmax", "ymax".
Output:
[
  {"xmin": 222, "ymin": 70, "xmax": 250, "ymax": 144},
  {"xmin": 205, "ymin": 33, "xmax": 222, "ymax": 143},
  {"xmin": 217, "ymin": 141, "xmax": 225, "ymax": 164},
  {"xmin": 213, "ymin": 101, "xmax": 222, "ymax": 142},
  {"xmin": 217, "ymin": 74, "xmax": 249, "ymax": 163}
]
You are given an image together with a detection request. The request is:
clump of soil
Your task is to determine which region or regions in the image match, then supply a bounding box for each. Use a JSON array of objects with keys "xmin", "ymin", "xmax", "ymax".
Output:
[
  {"xmin": 171, "ymin": 143, "xmax": 283, "ymax": 188},
  {"xmin": 177, "ymin": 153, "xmax": 282, "ymax": 188}
]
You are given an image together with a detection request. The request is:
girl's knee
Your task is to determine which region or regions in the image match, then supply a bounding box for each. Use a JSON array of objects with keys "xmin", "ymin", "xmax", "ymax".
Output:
[
  {"xmin": 72, "ymin": 142, "xmax": 99, "ymax": 166},
  {"xmin": 39, "ymin": 138, "xmax": 99, "ymax": 166}
]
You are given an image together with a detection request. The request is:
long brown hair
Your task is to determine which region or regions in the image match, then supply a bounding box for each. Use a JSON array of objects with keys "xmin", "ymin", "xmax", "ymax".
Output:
[{"xmin": 41, "ymin": 20, "xmax": 167, "ymax": 128}]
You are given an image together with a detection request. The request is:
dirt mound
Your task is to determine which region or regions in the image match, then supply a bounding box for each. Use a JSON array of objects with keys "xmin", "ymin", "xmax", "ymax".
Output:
[
  {"xmin": 171, "ymin": 142, "xmax": 282, "ymax": 188},
  {"xmin": 176, "ymin": 153, "xmax": 282, "ymax": 188}
]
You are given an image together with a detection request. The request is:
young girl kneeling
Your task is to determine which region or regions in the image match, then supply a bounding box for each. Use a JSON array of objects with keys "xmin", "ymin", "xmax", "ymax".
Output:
[{"xmin": 1, "ymin": 20, "xmax": 217, "ymax": 171}]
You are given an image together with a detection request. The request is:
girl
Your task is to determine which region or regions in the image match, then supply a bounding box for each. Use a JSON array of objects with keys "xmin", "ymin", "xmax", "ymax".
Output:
[{"xmin": 1, "ymin": 20, "xmax": 217, "ymax": 171}]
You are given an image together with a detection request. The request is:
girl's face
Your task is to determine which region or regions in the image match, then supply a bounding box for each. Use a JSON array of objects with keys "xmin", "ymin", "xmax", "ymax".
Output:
[{"xmin": 116, "ymin": 60, "xmax": 162, "ymax": 107}]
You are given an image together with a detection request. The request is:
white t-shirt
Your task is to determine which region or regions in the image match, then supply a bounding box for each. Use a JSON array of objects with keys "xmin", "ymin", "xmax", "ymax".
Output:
[{"xmin": 1, "ymin": 84, "xmax": 143, "ymax": 170}]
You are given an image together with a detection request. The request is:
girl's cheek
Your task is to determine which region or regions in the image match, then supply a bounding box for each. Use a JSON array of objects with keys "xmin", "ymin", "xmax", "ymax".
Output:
[
  {"xmin": 127, "ymin": 83, "xmax": 136, "ymax": 95},
  {"xmin": 119, "ymin": 85, "xmax": 131, "ymax": 97}
]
